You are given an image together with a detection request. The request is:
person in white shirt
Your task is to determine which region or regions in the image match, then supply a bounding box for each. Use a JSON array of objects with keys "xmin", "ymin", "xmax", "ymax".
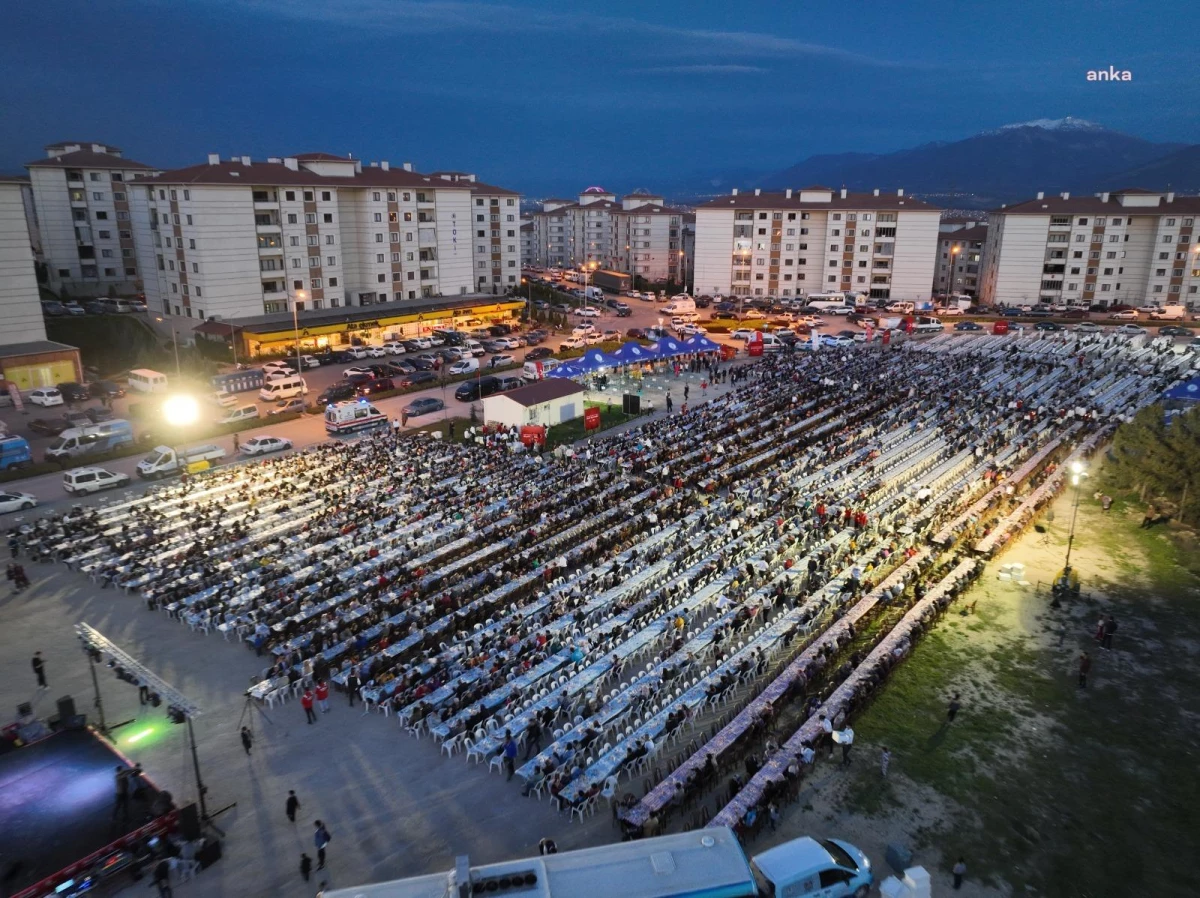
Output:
[{"xmin": 838, "ymin": 726, "xmax": 854, "ymax": 766}]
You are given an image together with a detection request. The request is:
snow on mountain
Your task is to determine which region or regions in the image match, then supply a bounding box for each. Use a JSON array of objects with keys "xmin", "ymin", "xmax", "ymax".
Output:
[{"xmin": 987, "ymin": 117, "xmax": 1104, "ymax": 134}]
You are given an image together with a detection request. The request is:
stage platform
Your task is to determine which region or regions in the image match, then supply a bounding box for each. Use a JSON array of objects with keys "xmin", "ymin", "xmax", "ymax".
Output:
[{"xmin": 0, "ymin": 727, "xmax": 164, "ymax": 895}]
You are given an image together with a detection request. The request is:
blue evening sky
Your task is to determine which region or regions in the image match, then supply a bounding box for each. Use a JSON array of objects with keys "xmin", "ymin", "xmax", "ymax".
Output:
[{"xmin": 2, "ymin": 0, "xmax": 1195, "ymax": 194}]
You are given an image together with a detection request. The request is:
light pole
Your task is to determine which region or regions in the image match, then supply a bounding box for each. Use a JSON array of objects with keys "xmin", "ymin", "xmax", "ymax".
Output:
[
  {"xmin": 947, "ymin": 245, "xmax": 960, "ymax": 298},
  {"xmin": 156, "ymin": 316, "xmax": 181, "ymax": 377},
  {"xmin": 163, "ymin": 394, "xmax": 199, "ymax": 473},
  {"xmin": 292, "ymin": 289, "xmax": 306, "ymax": 373},
  {"xmin": 1063, "ymin": 460, "xmax": 1088, "ymax": 574}
]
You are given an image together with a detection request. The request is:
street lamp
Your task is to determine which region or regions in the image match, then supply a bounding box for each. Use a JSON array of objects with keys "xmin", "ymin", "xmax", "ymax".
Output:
[
  {"xmin": 163, "ymin": 394, "xmax": 199, "ymax": 473},
  {"xmin": 1063, "ymin": 460, "xmax": 1089, "ymax": 574},
  {"xmin": 155, "ymin": 316, "xmax": 181, "ymax": 377},
  {"xmin": 293, "ymin": 289, "xmax": 306, "ymax": 373},
  {"xmin": 947, "ymin": 245, "xmax": 961, "ymax": 297}
]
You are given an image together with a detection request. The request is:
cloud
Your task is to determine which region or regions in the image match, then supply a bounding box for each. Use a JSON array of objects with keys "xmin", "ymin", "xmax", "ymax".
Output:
[
  {"xmin": 634, "ymin": 64, "xmax": 768, "ymax": 75},
  {"xmin": 227, "ymin": 1, "xmax": 917, "ymax": 68}
]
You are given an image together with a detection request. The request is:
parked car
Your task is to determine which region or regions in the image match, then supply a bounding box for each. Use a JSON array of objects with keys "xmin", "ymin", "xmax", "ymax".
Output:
[
  {"xmin": 61, "ymin": 301, "xmax": 86, "ymax": 317},
  {"xmin": 1158, "ymin": 325, "xmax": 1193, "ymax": 337},
  {"xmin": 56, "ymin": 382, "xmax": 90, "ymax": 403},
  {"xmin": 398, "ymin": 371, "xmax": 437, "ymax": 388},
  {"xmin": 342, "ymin": 366, "xmax": 375, "ymax": 378},
  {"xmin": 730, "ymin": 329, "xmax": 756, "ymax": 341},
  {"xmin": 89, "ymin": 380, "xmax": 125, "ymax": 400},
  {"xmin": 488, "ymin": 353, "xmax": 516, "ymax": 369},
  {"xmin": 86, "ymin": 407, "xmax": 115, "ymax": 424},
  {"xmin": 403, "ymin": 396, "xmax": 444, "ymax": 416},
  {"xmin": 357, "ymin": 377, "xmax": 395, "ymax": 396},
  {"xmin": 576, "ymin": 307, "xmax": 601, "ymax": 318},
  {"xmin": 28, "ymin": 388, "xmax": 64, "ymax": 407},
  {"xmin": 0, "ymin": 491, "xmax": 38, "ymax": 515},
  {"xmin": 1035, "ymin": 321, "xmax": 1063, "ymax": 331},
  {"xmin": 382, "ymin": 341, "xmax": 407, "ymax": 356},
  {"xmin": 1109, "ymin": 309, "xmax": 1140, "ymax": 320},
  {"xmin": 454, "ymin": 376, "xmax": 501, "ymax": 402},
  {"xmin": 364, "ymin": 346, "xmax": 387, "ymax": 358},
  {"xmin": 953, "ymin": 321, "xmax": 983, "ymax": 331},
  {"xmin": 240, "ymin": 435, "xmax": 292, "ymax": 456},
  {"xmin": 63, "ymin": 466, "xmax": 130, "ymax": 495},
  {"xmin": 1115, "ymin": 324, "xmax": 1147, "ymax": 335},
  {"xmin": 316, "ymin": 382, "xmax": 357, "ymax": 405},
  {"xmin": 1074, "ymin": 321, "xmax": 1102, "ymax": 333},
  {"xmin": 626, "ymin": 328, "xmax": 648, "ymax": 339},
  {"xmin": 268, "ymin": 398, "xmax": 308, "ymax": 415},
  {"xmin": 299, "ymin": 355, "xmax": 322, "ymax": 369},
  {"xmin": 821, "ymin": 334, "xmax": 855, "ymax": 347},
  {"xmin": 41, "ymin": 301, "xmax": 67, "ymax": 317},
  {"xmin": 525, "ymin": 346, "xmax": 554, "ymax": 361},
  {"xmin": 29, "ymin": 416, "xmax": 71, "ymax": 437}
]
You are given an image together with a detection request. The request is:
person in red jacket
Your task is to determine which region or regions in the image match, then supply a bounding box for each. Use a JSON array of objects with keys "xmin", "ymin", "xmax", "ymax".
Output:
[
  {"xmin": 315, "ymin": 680, "xmax": 330, "ymax": 714},
  {"xmin": 301, "ymin": 688, "xmax": 317, "ymax": 724}
]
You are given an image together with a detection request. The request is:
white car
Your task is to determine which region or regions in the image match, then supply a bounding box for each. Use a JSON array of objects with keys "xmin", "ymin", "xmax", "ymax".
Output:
[
  {"xmin": 410, "ymin": 337, "xmax": 432, "ymax": 350},
  {"xmin": 28, "ymin": 388, "xmax": 64, "ymax": 407},
  {"xmin": 937, "ymin": 307, "xmax": 964, "ymax": 316},
  {"xmin": 1115, "ymin": 324, "xmax": 1147, "ymax": 335},
  {"xmin": 571, "ymin": 324, "xmax": 597, "ymax": 336},
  {"xmin": 0, "ymin": 491, "xmax": 37, "ymax": 515},
  {"xmin": 343, "ymin": 366, "xmax": 375, "ymax": 378},
  {"xmin": 428, "ymin": 335, "xmax": 446, "ymax": 346},
  {"xmin": 299, "ymin": 355, "xmax": 322, "ymax": 368},
  {"xmin": 241, "ymin": 435, "xmax": 293, "ymax": 456},
  {"xmin": 382, "ymin": 341, "xmax": 407, "ymax": 356},
  {"xmin": 821, "ymin": 335, "xmax": 855, "ymax": 347},
  {"xmin": 488, "ymin": 353, "xmax": 517, "ymax": 368},
  {"xmin": 576, "ymin": 307, "xmax": 601, "ymax": 318},
  {"xmin": 262, "ymin": 360, "xmax": 292, "ymax": 372},
  {"xmin": 678, "ymin": 324, "xmax": 708, "ymax": 337},
  {"xmin": 63, "ymin": 467, "xmax": 130, "ymax": 495},
  {"xmin": 364, "ymin": 346, "xmax": 387, "ymax": 358},
  {"xmin": 264, "ymin": 367, "xmax": 297, "ymax": 381},
  {"xmin": 730, "ymin": 329, "xmax": 756, "ymax": 341},
  {"xmin": 1074, "ymin": 322, "xmax": 1102, "ymax": 333},
  {"xmin": 495, "ymin": 336, "xmax": 521, "ymax": 350},
  {"xmin": 1109, "ymin": 309, "xmax": 1139, "ymax": 321},
  {"xmin": 212, "ymin": 390, "xmax": 239, "ymax": 408},
  {"xmin": 560, "ymin": 336, "xmax": 586, "ymax": 349},
  {"xmin": 583, "ymin": 332, "xmax": 605, "ymax": 345},
  {"xmin": 344, "ymin": 346, "xmax": 369, "ymax": 359}
]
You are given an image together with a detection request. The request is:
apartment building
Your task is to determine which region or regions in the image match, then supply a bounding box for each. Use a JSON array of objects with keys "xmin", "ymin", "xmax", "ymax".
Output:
[
  {"xmin": 529, "ymin": 187, "xmax": 694, "ymax": 284},
  {"xmin": 520, "ymin": 220, "xmax": 534, "ymax": 268},
  {"xmin": 694, "ymin": 186, "xmax": 941, "ymax": 300},
  {"xmin": 980, "ymin": 188, "xmax": 1200, "ymax": 309},
  {"xmin": 128, "ymin": 153, "xmax": 519, "ymax": 321},
  {"xmin": 26, "ymin": 141, "xmax": 160, "ymax": 296},
  {"xmin": 935, "ymin": 224, "xmax": 988, "ymax": 297},
  {"xmin": 0, "ymin": 178, "xmax": 81, "ymax": 389},
  {"xmin": 428, "ymin": 172, "xmax": 522, "ymax": 295}
]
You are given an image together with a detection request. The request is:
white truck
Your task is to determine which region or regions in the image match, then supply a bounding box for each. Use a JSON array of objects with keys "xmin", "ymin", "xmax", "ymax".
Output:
[
  {"xmin": 584, "ymin": 286, "xmax": 605, "ymax": 301},
  {"xmin": 323, "ymin": 827, "xmax": 874, "ymax": 898},
  {"xmin": 1148, "ymin": 304, "xmax": 1186, "ymax": 321},
  {"xmin": 136, "ymin": 444, "xmax": 228, "ymax": 479},
  {"xmin": 662, "ymin": 296, "xmax": 697, "ymax": 314}
]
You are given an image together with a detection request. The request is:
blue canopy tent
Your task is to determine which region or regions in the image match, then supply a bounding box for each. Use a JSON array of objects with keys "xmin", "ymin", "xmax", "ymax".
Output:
[
  {"xmin": 546, "ymin": 360, "xmax": 584, "ymax": 378},
  {"xmin": 611, "ymin": 341, "xmax": 659, "ymax": 364},
  {"xmin": 651, "ymin": 337, "xmax": 687, "ymax": 357},
  {"xmin": 573, "ymin": 349, "xmax": 623, "ymax": 373},
  {"xmin": 681, "ymin": 333, "xmax": 721, "ymax": 353},
  {"xmin": 1163, "ymin": 376, "xmax": 1200, "ymax": 402}
]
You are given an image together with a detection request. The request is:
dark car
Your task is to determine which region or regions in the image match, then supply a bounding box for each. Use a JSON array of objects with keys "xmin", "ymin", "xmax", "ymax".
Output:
[
  {"xmin": 524, "ymin": 330, "xmax": 547, "ymax": 345},
  {"xmin": 41, "ymin": 301, "xmax": 67, "ymax": 317},
  {"xmin": 316, "ymin": 381, "xmax": 357, "ymax": 404},
  {"xmin": 345, "ymin": 372, "xmax": 374, "ymax": 389},
  {"xmin": 403, "ymin": 396, "xmax": 445, "ymax": 417},
  {"xmin": 1061, "ymin": 309, "xmax": 1088, "ymax": 319},
  {"xmin": 65, "ymin": 410, "xmax": 93, "ymax": 428},
  {"xmin": 389, "ymin": 360, "xmax": 417, "ymax": 375},
  {"xmin": 552, "ymin": 303, "xmax": 573, "ymax": 313},
  {"xmin": 29, "ymin": 416, "xmax": 71, "ymax": 436},
  {"xmin": 714, "ymin": 302, "xmax": 736, "ymax": 314},
  {"xmin": 614, "ymin": 306, "xmax": 632, "ymax": 318},
  {"xmin": 398, "ymin": 371, "xmax": 437, "ymax": 388},
  {"xmin": 315, "ymin": 350, "xmax": 353, "ymax": 365},
  {"xmin": 89, "ymin": 380, "xmax": 125, "ymax": 399},
  {"xmin": 487, "ymin": 325, "xmax": 507, "ymax": 337},
  {"xmin": 401, "ymin": 340, "xmax": 425, "ymax": 353},
  {"xmin": 1028, "ymin": 306, "xmax": 1054, "ymax": 317},
  {"xmin": 83, "ymin": 301, "xmax": 106, "ymax": 314},
  {"xmin": 1158, "ymin": 325, "xmax": 1192, "ymax": 337},
  {"xmin": 694, "ymin": 295, "xmax": 713, "ymax": 308},
  {"xmin": 999, "ymin": 307, "xmax": 1025, "ymax": 317},
  {"xmin": 1035, "ymin": 321, "xmax": 1063, "ymax": 331},
  {"xmin": 954, "ymin": 321, "xmax": 983, "ymax": 331},
  {"xmin": 626, "ymin": 328, "xmax": 648, "ymax": 339},
  {"xmin": 408, "ymin": 356, "xmax": 435, "ymax": 372},
  {"xmin": 358, "ymin": 377, "xmax": 395, "ymax": 396},
  {"xmin": 86, "ymin": 406, "xmax": 115, "ymax": 423},
  {"xmin": 525, "ymin": 346, "xmax": 554, "ymax": 361},
  {"xmin": 454, "ymin": 376, "xmax": 501, "ymax": 402},
  {"xmin": 481, "ymin": 339, "xmax": 506, "ymax": 353},
  {"xmin": 56, "ymin": 381, "xmax": 90, "ymax": 402}
]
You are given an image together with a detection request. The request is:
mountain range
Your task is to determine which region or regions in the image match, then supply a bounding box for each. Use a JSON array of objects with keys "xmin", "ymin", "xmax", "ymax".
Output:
[{"xmin": 660, "ymin": 119, "xmax": 1199, "ymax": 209}]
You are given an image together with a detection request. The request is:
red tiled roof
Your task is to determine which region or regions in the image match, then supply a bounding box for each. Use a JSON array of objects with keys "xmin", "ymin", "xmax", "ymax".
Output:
[
  {"xmin": 45, "ymin": 141, "xmax": 121, "ymax": 152},
  {"xmin": 994, "ymin": 190, "xmax": 1200, "ymax": 215},
  {"xmin": 292, "ymin": 152, "xmax": 352, "ymax": 161},
  {"xmin": 940, "ymin": 225, "xmax": 988, "ymax": 243},
  {"xmin": 697, "ymin": 190, "xmax": 938, "ymax": 212},
  {"xmin": 469, "ymin": 180, "xmax": 521, "ymax": 197},
  {"xmin": 490, "ymin": 378, "xmax": 585, "ymax": 407},
  {"xmin": 27, "ymin": 149, "xmax": 155, "ymax": 170},
  {"xmin": 129, "ymin": 159, "xmax": 467, "ymax": 189}
]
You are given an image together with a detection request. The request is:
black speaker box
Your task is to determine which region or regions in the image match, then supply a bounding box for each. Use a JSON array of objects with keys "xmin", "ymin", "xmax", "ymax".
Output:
[
  {"xmin": 196, "ymin": 838, "xmax": 222, "ymax": 869},
  {"xmin": 56, "ymin": 695, "xmax": 76, "ymax": 720},
  {"xmin": 622, "ymin": 394, "xmax": 641, "ymax": 415},
  {"xmin": 179, "ymin": 802, "xmax": 202, "ymax": 841}
]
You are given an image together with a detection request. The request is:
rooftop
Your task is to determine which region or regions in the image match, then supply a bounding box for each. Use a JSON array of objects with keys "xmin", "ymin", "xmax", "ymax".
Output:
[
  {"xmin": 226, "ymin": 294, "xmax": 521, "ymax": 334},
  {"xmin": 488, "ymin": 378, "xmax": 586, "ymax": 407},
  {"xmin": 0, "ymin": 340, "xmax": 80, "ymax": 359},
  {"xmin": 697, "ymin": 188, "xmax": 938, "ymax": 212},
  {"xmin": 995, "ymin": 188, "xmax": 1200, "ymax": 215},
  {"xmin": 131, "ymin": 159, "xmax": 463, "ymax": 189},
  {"xmin": 292, "ymin": 152, "xmax": 353, "ymax": 161},
  {"xmin": 27, "ymin": 149, "xmax": 155, "ymax": 171},
  {"xmin": 941, "ymin": 224, "xmax": 989, "ymax": 242}
]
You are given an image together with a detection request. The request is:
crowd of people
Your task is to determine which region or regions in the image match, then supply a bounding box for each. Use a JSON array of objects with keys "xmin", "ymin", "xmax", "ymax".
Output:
[{"xmin": 13, "ymin": 325, "xmax": 1180, "ymax": 845}]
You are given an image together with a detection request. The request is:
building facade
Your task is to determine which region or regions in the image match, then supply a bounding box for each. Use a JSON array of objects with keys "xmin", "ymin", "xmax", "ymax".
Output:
[
  {"xmin": 128, "ymin": 154, "xmax": 519, "ymax": 321},
  {"xmin": 980, "ymin": 188, "xmax": 1200, "ymax": 309},
  {"xmin": 26, "ymin": 142, "xmax": 159, "ymax": 296},
  {"xmin": 694, "ymin": 187, "xmax": 940, "ymax": 300},
  {"xmin": 428, "ymin": 173, "xmax": 521, "ymax": 295},
  {"xmin": 935, "ymin": 224, "xmax": 987, "ymax": 297}
]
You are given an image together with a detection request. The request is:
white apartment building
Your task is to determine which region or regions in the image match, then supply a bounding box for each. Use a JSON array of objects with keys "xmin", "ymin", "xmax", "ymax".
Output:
[
  {"xmin": 520, "ymin": 220, "xmax": 534, "ymax": 268},
  {"xmin": 935, "ymin": 224, "xmax": 988, "ymax": 297},
  {"xmin": 980, "ymin": 188, "xmax": 1200, "ymax": 309},
  {"xmin": 26, "ymin": 142, "xmax": 159, "ymax": 296},
  {"xmin": 529, "ymin": 187, "xmax": 694, "ymax": 284},
  {"xmin": 129, "ymin": 153, "xmax": 519, "ymax": 321},
  {"xmin": 428, "ymin": 172, "xmax": 522, "ymax": 295},
  {"xmin": 694, "ymin": 186, "xmax": 941, "ymax": 300}
]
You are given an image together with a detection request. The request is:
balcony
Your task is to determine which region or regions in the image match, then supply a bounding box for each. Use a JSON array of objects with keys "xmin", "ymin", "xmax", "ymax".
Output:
[{"xmin": 255, "ymin": 223, "xmax": 282, "ymax": 235}]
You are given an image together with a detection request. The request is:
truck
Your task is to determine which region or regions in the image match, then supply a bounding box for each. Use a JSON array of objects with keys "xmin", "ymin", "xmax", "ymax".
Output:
[
  {"xmin": 44, "ymin": 420, "xmax": 135, "ymax": 462},
  {"xmin": 584, "ymin": 286, "xmax": 605, "ymax": 301},
  {"xmin": 0, "ymin": 435, "xmax": 32, "ymax": 471},
  {"xmin": 324, "ymin": 399, "xmax": 389, "ymax": 436},
  {"xmin": 323, "ymin": 827, "xmax": 873, "ymax": 898},
  {"xmin": 1148, "ymin": 304, "xmax": 1186, "ymax": 321},
  {"xmin": 211, "ymin": 368, "xmax": 266, "ymax": 393},
  {"xmin": 806, "ymin": 293, "xmax": 854, "ymax": 314},
  {"xmin": 136, "ymin": 444, "xmax": 228, "ymax": 479},
  {"xmin": 662, "ymin": 296, "xmax": 696, "ymax": 314},
  {"xmin": 591, "ymin": 269, "xmax": 632, "ymax": 293}
]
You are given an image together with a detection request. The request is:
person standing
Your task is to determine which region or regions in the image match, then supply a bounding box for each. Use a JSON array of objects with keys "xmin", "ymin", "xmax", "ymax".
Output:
[
  {"xmin": 240, "ymin": 726, "xmax": 253, "ymax": 755},
  {"xmin": 300, "ymin": 853, "xmax": 313, "ymax": 882},
  {"xmin": 947, "ymin": 693, "xmax": 961, "ymax": 723},
  {"xmin": 502, "ymin": 730, "xmax": 518, "ymax": 781},
  {"xmin": 287, "ymin": 790, "xmax": 301, "ymax": 822},
  {"xmin": 952, "ymin": 857, "xmax": 967, "ymax": 890},
  {"xmin": 112, "ymin": 766, "xmax": 130, "ymax": 821},
  {"xmin": 232, "ymin": 432, "xmax": 240, "ymax": 454},
  {"xmin": 301, "ymin": 688, "xmax": 317, "ymax": 724},
  {"xmin": 152, "ymin": 858, "xmax": 174, "ymax": 897},
  {"xmin": 346, "ymin": 668, "xmax": 360, "ymax": 707},
  {"xmin": 524, "ymin": 718, "xmax": 543, "ymax": 761},
  {"xmin": 313, "ymin": 820, "xmax": 331, "ymax": 870},
  {"xmin": 880, "ymin": 746, "xmax": 891, "ymax": 777},
  {"xmin": 665, "ymin": 393, "xmax": 673, "ymax": 413},
  {"xmin": 819, "ymin": 713, "xmax": 834, "ymax": 759},
  {"xmin": 1077, "ymin": 652, "xmax": 1091, "ymax": 689},
  {"xmin": 839, "ymin": 727, "xmax": 854, "ymax": 766},
  {"xmin": 315, "ymin": 679, "xmax": 330, "ymax": 714},
  {"xmin": 1101, "ymin": 615, "xmax": 1117, "ymax": 650},
  {"xmin": 31, "ymin": 651, "xmax": 47, "ymax": 690}
]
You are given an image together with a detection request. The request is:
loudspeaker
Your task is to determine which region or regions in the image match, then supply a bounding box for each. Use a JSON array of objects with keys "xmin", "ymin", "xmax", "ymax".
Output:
[
  {"xmin": 56, "ymin": 695, "xmax": 76, "ymax": 721},
  {"xmin": 16, "ymin": 702, "xmax": 32, "ymax": 718},
  {"xmin": 179, "ymin": 802, "xmax": 202, "ymax": 841},
  {"xmin": 196, "ymin": 839, "xmax": 222, "ymax": 869},
  {"xmin": 622, "ymin": 394, "xmax": 640, "ymax": 415}
]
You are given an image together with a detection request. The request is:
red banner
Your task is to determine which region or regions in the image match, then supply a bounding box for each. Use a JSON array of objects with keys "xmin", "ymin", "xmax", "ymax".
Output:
[
  {"xmin": 747, "ymin": 331, "xmax": 764, "ymax": 356},
  {"xmin": 520, "ymin": 425, "xmax": 546, "ymax": 447},
  {"xmin": 882, "ymin": 329, "xmax": 891, "ymax": 346},
  {"xmin": 584, "ymin": 407, "xmax": 601, "ymax": 431}
]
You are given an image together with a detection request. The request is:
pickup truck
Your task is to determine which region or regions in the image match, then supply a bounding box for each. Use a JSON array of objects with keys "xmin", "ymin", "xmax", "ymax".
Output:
[{"xmin": 137, "ymin": 444, "xmax": 228, "ymax": 479}]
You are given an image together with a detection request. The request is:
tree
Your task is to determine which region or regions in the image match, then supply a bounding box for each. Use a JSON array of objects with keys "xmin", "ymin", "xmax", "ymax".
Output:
[{"xmin": 1102, "ymin": 404, "xmax": 1200, "ymax": 522}]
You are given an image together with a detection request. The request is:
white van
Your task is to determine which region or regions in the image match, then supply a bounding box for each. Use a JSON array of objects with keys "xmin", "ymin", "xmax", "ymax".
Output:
[
  {"xmin": 887, "ymin": 301, "xmax": 915, "ymax": 314},
  {"xmin": 259, "ymin": 375, "xmax": 308, "ymax": 401},
  {"xmin": 127, "ymin": 369, "xmax": 169, "ymax": 393},
  {"xmin": 806, "ymin": 294, "xmax": 853, "ymax": 314},
  {"xmin": 759, "ymin": 333, "xmax": 786, "ymax": 352},
  {"xmin": 523, "ymin": 358, "xmax": 562, "ymax": 382},
  {"xmin": 448, "ymin": 358, "xmax": 480, "ymax": 376},
  {"xmin": 217, "ymin": 404, "xmax": 260, "ymax": 425},
  {"xmin": 663, "ymin": 297, "xmax": 697, "ymax": 315}
]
